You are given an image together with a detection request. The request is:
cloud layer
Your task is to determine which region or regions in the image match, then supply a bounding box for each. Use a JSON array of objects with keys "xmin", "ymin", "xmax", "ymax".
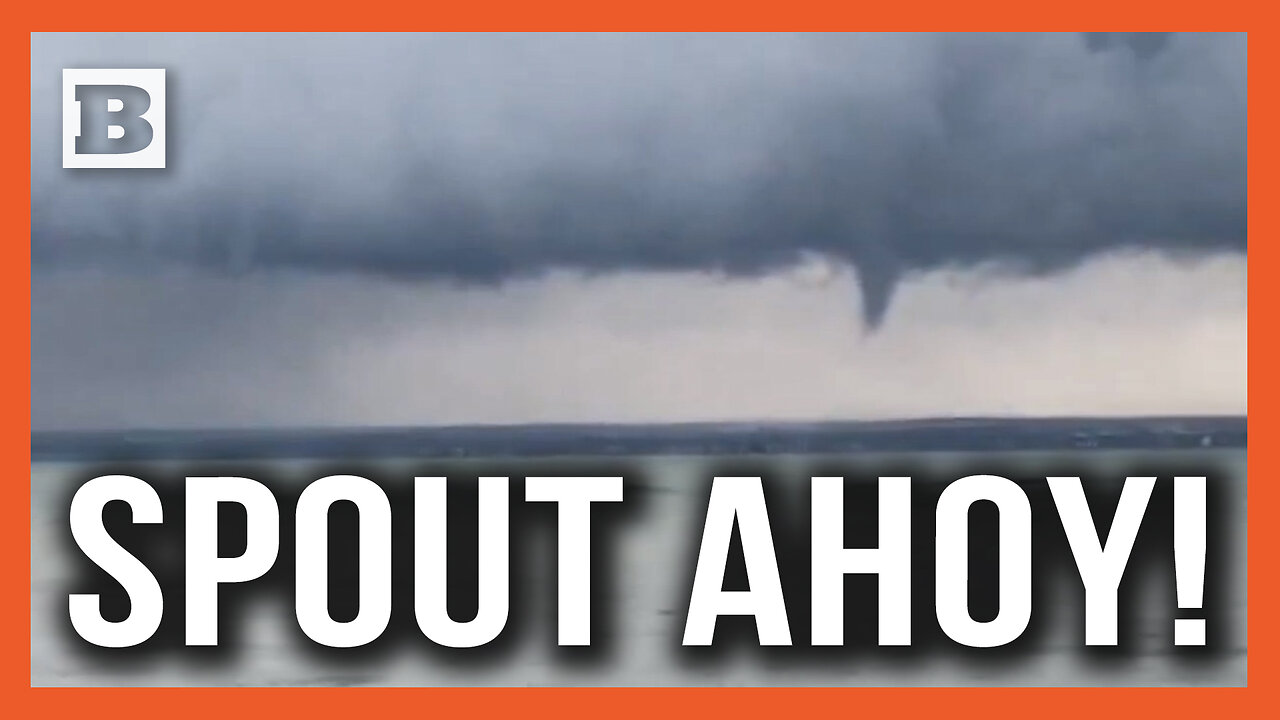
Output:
[{"xmin": 33, "ymin": 33, "xmax": 1246, "ymax": 327}]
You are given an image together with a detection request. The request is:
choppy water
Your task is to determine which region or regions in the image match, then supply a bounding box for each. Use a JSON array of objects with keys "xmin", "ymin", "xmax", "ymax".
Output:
[{"xmin": 32, "ymin": 450, "xmax": 1246, "ymax": 686}]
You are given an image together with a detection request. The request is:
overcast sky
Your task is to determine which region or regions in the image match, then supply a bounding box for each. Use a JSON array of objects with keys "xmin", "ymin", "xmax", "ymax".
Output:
[{"xmin": 31, "ymin": 33, "xmax": 1247, "ymax": 430}]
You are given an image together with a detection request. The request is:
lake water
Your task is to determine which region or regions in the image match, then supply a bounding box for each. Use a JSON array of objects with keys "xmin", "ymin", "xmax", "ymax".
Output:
[{"xmin": 31, "ymin": 449, "xmax": 1247, "ymax": 686}]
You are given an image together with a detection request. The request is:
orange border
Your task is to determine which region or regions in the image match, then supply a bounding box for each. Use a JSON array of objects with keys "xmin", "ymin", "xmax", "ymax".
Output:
[{"xmin": 7, "ymin": 12, "xmax": 1264, "ymax": 719}]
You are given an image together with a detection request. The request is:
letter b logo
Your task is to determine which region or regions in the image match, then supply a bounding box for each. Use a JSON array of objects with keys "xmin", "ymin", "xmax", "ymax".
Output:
[{"xmin": 63, "ymin": 69, "xmax": 166, "ymax": 168}]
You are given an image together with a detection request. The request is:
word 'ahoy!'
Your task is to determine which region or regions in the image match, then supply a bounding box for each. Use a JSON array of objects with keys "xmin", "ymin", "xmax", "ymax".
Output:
[{"xmin": 67, "ymin": 473, "xmax": 1208, "ymax": 649}]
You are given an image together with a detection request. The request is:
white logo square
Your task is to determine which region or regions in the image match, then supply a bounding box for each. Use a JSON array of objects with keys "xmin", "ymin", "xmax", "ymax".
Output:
[{"xmin": 62, "ymin": 68, "xmax": 166, "ymax": 169}]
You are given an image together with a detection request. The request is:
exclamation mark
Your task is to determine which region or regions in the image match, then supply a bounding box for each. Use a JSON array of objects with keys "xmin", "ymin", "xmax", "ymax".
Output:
[{"xmin": 1174, "ymin": 476, "xmax": 1207, "ymax": 646}]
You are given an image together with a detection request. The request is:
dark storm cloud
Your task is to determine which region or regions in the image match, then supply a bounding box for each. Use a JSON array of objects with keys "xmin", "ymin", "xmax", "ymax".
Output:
[
  {"xmin": 1083, "ymin": 32, "xmax": 1173, "ymax": 60},
  {"xmin": 32, "ymin": 33, "xmax": 1245, "ymax": 326}
]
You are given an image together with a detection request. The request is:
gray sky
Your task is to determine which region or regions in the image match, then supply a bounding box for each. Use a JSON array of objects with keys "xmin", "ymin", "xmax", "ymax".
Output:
[{"xmin": 31, "ymin": 33, "xmax": 1247, "ymax": 430}]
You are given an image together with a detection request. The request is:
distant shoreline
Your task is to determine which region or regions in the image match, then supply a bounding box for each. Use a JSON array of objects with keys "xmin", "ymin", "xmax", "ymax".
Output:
[{"xmin": 31, "ymin": 415, "xmax": 1247, "ymax": 462}]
